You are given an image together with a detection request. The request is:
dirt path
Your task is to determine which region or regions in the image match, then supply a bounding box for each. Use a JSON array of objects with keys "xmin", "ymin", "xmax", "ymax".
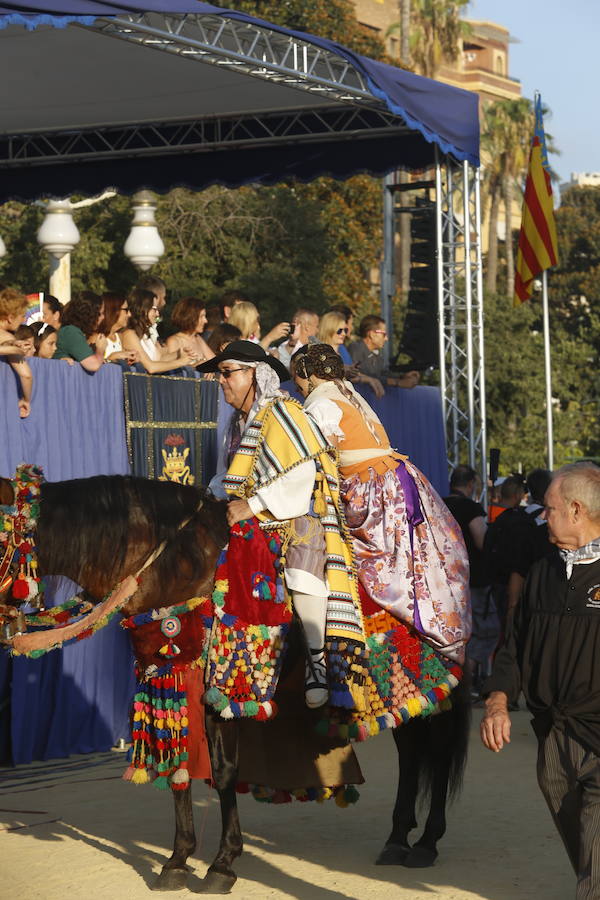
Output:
[{"xmin": 0, "ymin": 711, "xmax": 573, "ymax": 899}]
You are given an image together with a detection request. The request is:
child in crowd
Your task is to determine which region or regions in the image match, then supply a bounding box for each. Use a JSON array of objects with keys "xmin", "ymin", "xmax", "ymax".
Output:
[
  {"xmin": 0, "ymin": 287, "xmax": 33, "ymax": 417},
  {"xmin": 32, "ymin": 323, "xmax": 58, "ymax": 359}
]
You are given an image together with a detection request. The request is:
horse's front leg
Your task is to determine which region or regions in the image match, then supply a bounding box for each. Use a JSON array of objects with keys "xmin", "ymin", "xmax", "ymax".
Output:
[
  {"xmin": 376, "ymin": 723, "xmax": 421, "ymax": 865},
  {"xmin": 198, "ymin": 713, "xmax": 242, "ymax": 895},
  {"xmin": 152, "ymin": 786, "xmax": 197, "ymax": 891}
]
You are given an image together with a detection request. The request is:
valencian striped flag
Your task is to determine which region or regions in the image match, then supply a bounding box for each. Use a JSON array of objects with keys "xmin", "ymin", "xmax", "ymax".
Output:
[{"xmin": 514, "ymin": 94, "xmax": 558, "ymax": 304}]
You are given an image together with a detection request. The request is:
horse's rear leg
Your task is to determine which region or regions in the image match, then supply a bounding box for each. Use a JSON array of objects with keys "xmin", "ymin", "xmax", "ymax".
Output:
[
  {"xmin": 376, "ymin": 724, "xmax": 421, "ymax": 865},
  {"xmin": 198, "ymin": 714, "xmax": 242, "ymax": 895},
  {"xmin": 153, "ymin": 786, "xmax": 197, "ymax": 891}
]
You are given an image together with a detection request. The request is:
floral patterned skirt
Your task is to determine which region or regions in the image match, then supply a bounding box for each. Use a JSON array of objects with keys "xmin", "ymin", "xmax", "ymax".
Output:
[{"xmin": 341, "ymin": 460, "xmax": 471, "ymax": 663}]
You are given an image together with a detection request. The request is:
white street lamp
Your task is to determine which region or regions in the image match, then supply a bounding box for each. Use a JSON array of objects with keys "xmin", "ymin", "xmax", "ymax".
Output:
[
  {"xmin": 36, "ymin": 199, "xmax": 80, "ymax": 259},
  {"xmin": 36, "ymin": 199, "xmax": 80, "ymax": 303},
  {"xmin": 35, "ymin": 191, "xmax": 116, "ymax": 304},
  {"xmin": 124, "ymin": 190, "xmax": 165, "ymax": 270}
]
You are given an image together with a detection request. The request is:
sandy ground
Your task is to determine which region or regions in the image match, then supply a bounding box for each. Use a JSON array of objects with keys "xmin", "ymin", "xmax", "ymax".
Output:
[{"xmin": 0, "ymin": 710, "xmax": 574, "ymax": 900}]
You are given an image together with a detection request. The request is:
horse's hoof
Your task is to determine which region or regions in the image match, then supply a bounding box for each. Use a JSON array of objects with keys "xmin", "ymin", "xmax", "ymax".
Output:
[
  {"xmin": 375, "ymin": 842, "xmax": 411, "ymax": 865},
  {"xmin": 152, "ymin": 866, "xmax": 190, "ymax": 891},
  {"xmin": 195, "ymin": 868, "xmax": 237, "ymax": 894},
  {"xmin": 402, "ymin": 845, "xmax": 438, "ymax": 868}
]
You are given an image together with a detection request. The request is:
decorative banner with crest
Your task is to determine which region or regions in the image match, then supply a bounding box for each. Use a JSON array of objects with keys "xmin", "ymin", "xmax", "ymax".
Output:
[{"xmin": 123, "ymin": 373, "xmax": 219, "ymax": 486}]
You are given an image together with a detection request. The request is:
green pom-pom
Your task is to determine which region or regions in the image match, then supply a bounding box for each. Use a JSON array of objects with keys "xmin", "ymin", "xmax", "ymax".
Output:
[
  {"xmin": 348, "ymin": 723, "xmax": 359, "ymax": 739},
  {"xmin": 243, "ymin": 701, "xmax": 259, "ymax": 717},
  {"xmin": 204, "ymin": 688, "xmax": 229, "ymax": 712},
  {"xmin": 165, "ymin": 699, "xmax": 174, "ymax": 709},
  {"xmin": 344, "ymin": 785, "xmax": 360, "ymax": 804},
  {"xmin": 154, "ymin": 776, "xmax": 170, "ymax": 790}
]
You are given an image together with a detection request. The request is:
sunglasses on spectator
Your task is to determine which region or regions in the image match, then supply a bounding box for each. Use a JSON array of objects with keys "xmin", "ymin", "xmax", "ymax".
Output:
[
  {"xmin": 373, "ymin": 329, "xmax": 388, "ymax": 336},
  {"xmin": 336, "ymin": 327, "xmax": 349, "ymax": 335},
  {"xmin": 218, "ymin": 367, "xmax": 250, "ymax": 379}
]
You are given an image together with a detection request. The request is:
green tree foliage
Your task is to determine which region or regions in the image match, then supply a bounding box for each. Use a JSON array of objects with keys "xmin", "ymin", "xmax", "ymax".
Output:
[{"xmin": 484, "ymin": 186, "xmax": 600, "ymax": 471}]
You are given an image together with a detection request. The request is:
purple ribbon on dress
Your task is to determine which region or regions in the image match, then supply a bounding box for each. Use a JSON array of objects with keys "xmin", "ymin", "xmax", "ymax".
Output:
[
  {"xmin": 396, "ymin": 461, "xmax": 425, "ymax": 631},
  {"xmin": 396, "ymin": 461, "xmax": 424, "ymax": 529}
]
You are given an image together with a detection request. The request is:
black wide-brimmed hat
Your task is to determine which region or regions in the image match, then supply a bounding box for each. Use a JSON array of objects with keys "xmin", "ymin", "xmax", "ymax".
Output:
[{"xmin": 196, "ymin": 340, "xmax": 290, "ymax": 383}]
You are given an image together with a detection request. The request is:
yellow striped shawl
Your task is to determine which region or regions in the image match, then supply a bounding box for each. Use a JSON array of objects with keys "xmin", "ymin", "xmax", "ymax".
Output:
[{"xmin": 223, "ymin": 397, "xmax": 365, "ymax": 647}]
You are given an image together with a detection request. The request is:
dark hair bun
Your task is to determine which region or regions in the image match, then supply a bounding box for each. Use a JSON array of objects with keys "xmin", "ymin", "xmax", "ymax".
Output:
[{"xmin": 303, "ymin": 343, "xmax": 345, "ymax": 380}]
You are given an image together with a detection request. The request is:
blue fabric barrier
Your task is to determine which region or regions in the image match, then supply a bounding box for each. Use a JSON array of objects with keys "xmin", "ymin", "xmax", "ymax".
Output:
[{"xmin": 0, "ymin": 358, "xmax": 134, "ymax": 764}]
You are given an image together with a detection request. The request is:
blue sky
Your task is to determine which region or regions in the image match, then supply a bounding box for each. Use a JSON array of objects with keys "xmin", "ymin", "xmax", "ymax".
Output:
[{"xmin": 467, "ymin": 0, "xmax": 596, "ymax": 185}]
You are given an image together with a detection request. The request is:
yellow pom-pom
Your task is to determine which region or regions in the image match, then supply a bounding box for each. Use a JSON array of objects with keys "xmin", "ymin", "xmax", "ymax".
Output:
[
  {"xmin": 131, "ymin": 768, "xmax": 150, "ymax": 785},
  {"xmin": 406, "ymin": 697, "xmax": 422, "ymax": 718}
]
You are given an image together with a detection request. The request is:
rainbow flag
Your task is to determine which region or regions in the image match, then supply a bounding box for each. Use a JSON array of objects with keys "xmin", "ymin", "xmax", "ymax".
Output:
[
  {"xmin": 514, "ymin": 95, "xmax": 558, "ymax": 304},
  {"xmin": 24, "ymin": 292, "xmax": 43, "ymax": 323}
]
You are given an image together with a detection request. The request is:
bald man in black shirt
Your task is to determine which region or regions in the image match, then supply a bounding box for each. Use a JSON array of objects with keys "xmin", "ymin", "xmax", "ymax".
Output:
[{"xmin": 481, "ymin": 462, "xmax": 600, "ymax": 900}]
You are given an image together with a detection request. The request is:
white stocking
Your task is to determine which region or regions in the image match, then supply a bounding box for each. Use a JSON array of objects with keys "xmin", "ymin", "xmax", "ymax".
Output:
[
  {"xmin": 292, "ymin": 591, "xmax": 328, "ymax": 708},
  {"xmin": 292, "ymin": 592, "xmax": 327, "ymax": 651}
]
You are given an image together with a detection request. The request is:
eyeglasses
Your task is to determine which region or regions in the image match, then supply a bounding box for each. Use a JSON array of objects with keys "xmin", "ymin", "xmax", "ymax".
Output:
[
  {"xmin": 121, "ymin": 306, "xmax": 129, "ymax": 312},
  {"xmin": 373, "ymin": 330, "xmax": 388, "ymax": 336},
  {"xmin": 218, "ymin": 367, "xmax": 250, "ymax": 379},
  {"xmin": 336, "ymin": 327, "xmax": 349, "ymax": 335}
]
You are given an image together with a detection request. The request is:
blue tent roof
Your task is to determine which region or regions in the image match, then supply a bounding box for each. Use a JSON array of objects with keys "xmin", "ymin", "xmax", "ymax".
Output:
[{"xmin": 0, "ymin": 3, "xmax": 480, "ymax": 200}]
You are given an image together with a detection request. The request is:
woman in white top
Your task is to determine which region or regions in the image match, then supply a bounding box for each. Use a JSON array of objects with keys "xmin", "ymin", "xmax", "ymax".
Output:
[
  {"xmin": 99, "ymin": 293, "xmax": 139, "ymax": 364},
  {"xmin": 121, "ymin": 289, "xmax": 195, "ymax": 374},
  {"xmin": 164, "ymin": 296, "xmax": 214, "ymax": 365}
]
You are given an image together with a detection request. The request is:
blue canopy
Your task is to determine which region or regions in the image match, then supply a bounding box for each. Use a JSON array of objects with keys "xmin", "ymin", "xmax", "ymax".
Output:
[{"xmin": 0, "ymin": 2, "xmax": 479, "ymax": 200}]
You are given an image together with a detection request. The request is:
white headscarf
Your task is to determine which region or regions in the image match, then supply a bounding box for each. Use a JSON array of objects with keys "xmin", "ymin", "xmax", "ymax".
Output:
[{"xmin": 209, "ymin": 358, "xmax": 287, "ymax": 499}]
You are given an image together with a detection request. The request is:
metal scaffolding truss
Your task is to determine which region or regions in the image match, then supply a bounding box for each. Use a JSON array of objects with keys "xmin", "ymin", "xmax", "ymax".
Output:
[
  {"xmin": 435, "ymin": 154, "xmax": 486, "ymax": 484},
  {"xmin": 381, "ymin": 158, "xmax": 486, "ymax": 484},
  {"xmin": 0, "ymin": 106, "xmax": 408, "ymax": 168},
  {"xmin": 87, "ymin": 12, "xmax": 378, "ymax": 105}
]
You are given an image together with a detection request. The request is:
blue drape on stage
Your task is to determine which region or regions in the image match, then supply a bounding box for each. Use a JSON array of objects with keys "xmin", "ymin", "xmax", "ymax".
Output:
[{"xmin": 0, "ymin": 359, "xmax": 134, "ymax": 764}]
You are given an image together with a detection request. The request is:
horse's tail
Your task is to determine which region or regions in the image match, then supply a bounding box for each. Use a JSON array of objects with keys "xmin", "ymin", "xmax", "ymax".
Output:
[{"xmin": 417, "ymin": 672, "xmax": 472, "ymax": 804}]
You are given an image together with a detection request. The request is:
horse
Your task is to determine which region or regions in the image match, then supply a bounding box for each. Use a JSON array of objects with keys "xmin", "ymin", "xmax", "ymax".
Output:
[{"xmin": 0, "ymin": 472, "xmax": 470, "ymax": 893}]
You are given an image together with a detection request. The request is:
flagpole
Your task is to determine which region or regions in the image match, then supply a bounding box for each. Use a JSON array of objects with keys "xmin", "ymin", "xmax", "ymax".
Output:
[{"xmin": 541, "ymin": 270, "xmax": 554, "ymax": 470}]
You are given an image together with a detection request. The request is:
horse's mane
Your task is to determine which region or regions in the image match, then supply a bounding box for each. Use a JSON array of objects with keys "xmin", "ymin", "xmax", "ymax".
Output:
[{"xmin": 37, "ymin": 475, "xmax": 229, "ymax": 594}]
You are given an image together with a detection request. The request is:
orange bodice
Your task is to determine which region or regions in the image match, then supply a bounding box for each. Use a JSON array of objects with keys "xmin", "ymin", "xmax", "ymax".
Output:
[{"xmin": 336, "ymin": 400, "xmax": 405, "ymax": 481}]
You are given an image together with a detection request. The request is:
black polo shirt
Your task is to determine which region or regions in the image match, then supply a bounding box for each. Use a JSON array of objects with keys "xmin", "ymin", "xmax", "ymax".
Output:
[{"xmin": 486, "ymin": 549, "xmax": 600, "ymax": 755}]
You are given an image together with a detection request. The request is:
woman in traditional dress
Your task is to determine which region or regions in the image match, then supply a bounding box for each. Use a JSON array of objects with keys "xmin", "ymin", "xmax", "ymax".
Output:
[
  {"xmin": 291, "ymin": 343, "xmax": 470, "ymax": 664},
  {"xmin": 198, "ymin": 340, "xmax": 365, "ymax": 710}
]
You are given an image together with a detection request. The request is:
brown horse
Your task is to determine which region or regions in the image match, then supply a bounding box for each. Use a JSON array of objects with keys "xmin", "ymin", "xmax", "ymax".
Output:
[{"xmin": 0, "ymin": 473, "xmax": 469, "ymax": 893}]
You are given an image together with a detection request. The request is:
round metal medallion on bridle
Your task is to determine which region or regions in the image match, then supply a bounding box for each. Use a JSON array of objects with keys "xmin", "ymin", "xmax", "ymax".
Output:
[{"xmin": 160, "ymin": 616, "xmax": 181, "ymax": 638}]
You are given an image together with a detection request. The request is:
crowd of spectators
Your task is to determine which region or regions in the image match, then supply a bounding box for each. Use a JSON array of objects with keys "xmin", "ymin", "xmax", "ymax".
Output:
[
  {"xmin": 1, "ymin": 279, "xmax": 422, "ymax": 416},
  {"xmin": 444, "ymin": 464, "xmax": 553, "ymax": 702}
]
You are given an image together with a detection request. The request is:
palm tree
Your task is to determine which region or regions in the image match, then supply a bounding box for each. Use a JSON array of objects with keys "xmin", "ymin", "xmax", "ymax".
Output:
[
  {"xmin": 386, "ymin": 0, "xmax": 470, "ymax": 76},
  {"xmin": 408, "ymin": 0, "xmax": 471, "ymax": 77}
]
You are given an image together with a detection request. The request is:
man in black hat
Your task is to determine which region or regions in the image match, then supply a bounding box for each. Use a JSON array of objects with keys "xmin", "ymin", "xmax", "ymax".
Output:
[{"xmin": 198, "ymin": 341, "xmax": 363, "ymax": 710}]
